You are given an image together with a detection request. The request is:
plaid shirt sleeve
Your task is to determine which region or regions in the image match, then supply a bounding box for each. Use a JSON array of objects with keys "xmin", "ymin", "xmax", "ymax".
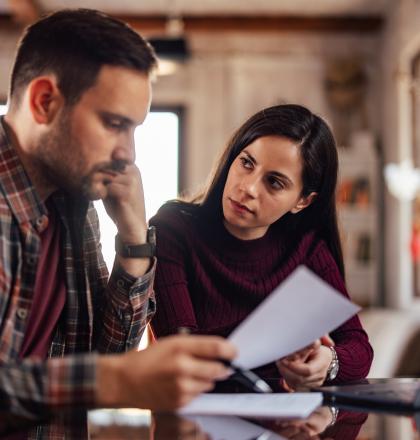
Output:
[
  {"xmin": 0, "ymin": 209, "xmax": 156, "ymax": 423},
  {"xmin": 85, "ymin": 205, "xmax": 157, "ymax": 353},
  {"xmin": 0, "ymin": 125, "xmax": 157, "ymax": 427},
  {"xmin": 96, "ymin": 260, "xmax": 157, "ymax": 352},
  {"xmin": 0, "ymin": 353, "xmax": 97, "ymax": 419}
]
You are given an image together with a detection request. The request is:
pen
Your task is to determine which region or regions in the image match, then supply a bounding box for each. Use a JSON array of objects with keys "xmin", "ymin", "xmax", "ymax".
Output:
[
  {"xmin": 177, "ymin": 327, "xmax": 272, "ymax": 393},
  {"xmin": 218, "ymin": 359, "xmax": 273, "ymax": 394}
]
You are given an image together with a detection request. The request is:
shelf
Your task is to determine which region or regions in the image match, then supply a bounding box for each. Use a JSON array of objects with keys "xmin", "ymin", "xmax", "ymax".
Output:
[
  {"xmin": 338, "ymin": 206, "xmax": 376, "ymax": 227},
  {"xmin": 336, "ymin": 131, "xmax": 378, "ymax": 305}
]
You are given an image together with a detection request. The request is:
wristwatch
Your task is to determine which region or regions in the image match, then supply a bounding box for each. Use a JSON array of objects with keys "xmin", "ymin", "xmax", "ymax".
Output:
[
  {"xmin": 326, "ymin": 346, "xmax": 339, "ymax": 381},
  {"xmin": 327, "ymin": 405, "xmax": 339, "ymax": 427},
  {"xmin": 115, "ymin": 226, "xmax": 156, "ymax": 258}
]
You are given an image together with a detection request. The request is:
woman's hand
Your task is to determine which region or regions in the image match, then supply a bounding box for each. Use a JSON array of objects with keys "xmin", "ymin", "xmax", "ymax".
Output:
[
  {"xmin": 276, "ymin": 335, "xmax": 334, "ymax": 391},
  {"xmin": 265, "ymin": 406, "xmax": 334, "ymax": 439}
]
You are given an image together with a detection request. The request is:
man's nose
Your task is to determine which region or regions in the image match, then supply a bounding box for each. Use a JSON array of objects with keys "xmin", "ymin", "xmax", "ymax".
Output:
[{"xmin": 113, "ymin": 134, "xmax": 136, "ymax": 165}]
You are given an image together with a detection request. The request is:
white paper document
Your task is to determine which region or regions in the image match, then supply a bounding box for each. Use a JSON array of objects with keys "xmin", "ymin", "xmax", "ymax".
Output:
[
  {"xmin": 178, "ymin": 393, "xmax": 323, "ymax": 419},
  {"xmin": 186, "ymin": 415, "xmax": 287, "ymax": 440},
  {"xmin": 229, "ymin": 265, "xmax": 360, "ymax": 369}
]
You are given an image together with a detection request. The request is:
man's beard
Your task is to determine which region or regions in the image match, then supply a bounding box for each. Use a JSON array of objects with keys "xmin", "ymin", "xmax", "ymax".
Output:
[{"xmin": 35, "ymin": 111, "xmax": 122, "ymax": 200}]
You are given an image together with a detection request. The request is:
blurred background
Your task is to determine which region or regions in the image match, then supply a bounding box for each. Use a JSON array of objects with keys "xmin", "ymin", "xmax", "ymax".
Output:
[{"xmin": 0, "ymin": 0, "xmax": 419, "ymax": 378}]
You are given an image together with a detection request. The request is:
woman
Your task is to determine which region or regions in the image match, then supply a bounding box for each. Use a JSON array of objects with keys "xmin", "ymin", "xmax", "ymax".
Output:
[{"xmin": 150, "ymin": 104, "xmax": 373, "ymax": 389}]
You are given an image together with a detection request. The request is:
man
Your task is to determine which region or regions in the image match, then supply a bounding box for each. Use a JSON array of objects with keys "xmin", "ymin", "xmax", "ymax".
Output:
[{"xmin": 0, "ymin": 8, "xmax": 235, "ymax": 437}]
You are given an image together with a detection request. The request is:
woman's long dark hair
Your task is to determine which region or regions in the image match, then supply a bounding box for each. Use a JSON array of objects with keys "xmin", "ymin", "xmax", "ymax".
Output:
[{"xmin": 185, "ymin": 104, "xmax": 344, "ymax": 278}]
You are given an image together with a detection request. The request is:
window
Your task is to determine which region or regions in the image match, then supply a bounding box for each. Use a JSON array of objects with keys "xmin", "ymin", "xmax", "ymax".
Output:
[
  {"xmin": 95, "ymin": 109, "xmax": 181, "ymax": 350},
  {"xmin": 0, "ymin": 105, "xmax": 181, "ymax": 349},
  {"xmin": 0, "ymin": 105, "xmax": 181, "ymax": 271},
  {"xmin": 411, "ymin": 55, "xmax": 420, "ymax": 297},
  {"xmin": 95, "ymin": 109, "xmax": 180, "ymax": 270}
]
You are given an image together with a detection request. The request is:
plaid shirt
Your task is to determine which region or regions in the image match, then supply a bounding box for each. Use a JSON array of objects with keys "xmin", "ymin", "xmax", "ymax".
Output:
[{"xmin": 0, "ymin": 118, "xmax": 156, "ymax": 438}]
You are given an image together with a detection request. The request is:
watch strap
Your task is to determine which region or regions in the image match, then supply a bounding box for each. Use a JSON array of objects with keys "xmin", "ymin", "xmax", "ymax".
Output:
[
  {"xmin": 326, "ymin": 346, "xmax": 339, "ymax": 381},
  {"xmin": 327, "ymin": 405, "xmax": 339, "ymax": 427},
  {"xmin": 115, "ymin": 227, "xmax": 156, "ymax": 258}
]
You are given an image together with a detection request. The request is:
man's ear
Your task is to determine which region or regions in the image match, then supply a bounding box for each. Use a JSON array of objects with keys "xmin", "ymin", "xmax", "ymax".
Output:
[
  {"xmin": 290, "ymin": 191, "xmax": 317, "ymax": 214},
  {"xmin": 27, "ymin": 76, "xmax": 64, "ymax": 124}
]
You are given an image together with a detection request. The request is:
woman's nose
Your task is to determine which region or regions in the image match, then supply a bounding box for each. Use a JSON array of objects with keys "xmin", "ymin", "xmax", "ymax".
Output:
[{"xmin": 240, "ymin": 176, "xmax": 259, "ymax": 198}]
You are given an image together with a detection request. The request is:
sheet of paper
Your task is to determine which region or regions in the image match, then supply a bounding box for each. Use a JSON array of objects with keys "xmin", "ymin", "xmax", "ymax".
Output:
[
  {"xmin": 178, "ymin": 393, "xmax": 323, "ymax": 419},
  {"xmin": 186, "ymin": 415, "xmax": 286, "ymax": 440},
  {"xmin": 229, "ymin": 265, "xmax": 360, "ymax": 369}
]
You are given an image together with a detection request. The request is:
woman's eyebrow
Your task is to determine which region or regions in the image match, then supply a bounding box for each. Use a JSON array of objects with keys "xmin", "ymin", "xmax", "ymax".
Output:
[
  {"xmin": 242, "ymin": 150, "xmax": 256, "ymax": 164},
  {"xmin": 269, "ymin": 171, "xmax": 293, "ymax": 187},
  {"xmin": 242, "ymin": 150, "xmax": 294, "ymax": 186}
]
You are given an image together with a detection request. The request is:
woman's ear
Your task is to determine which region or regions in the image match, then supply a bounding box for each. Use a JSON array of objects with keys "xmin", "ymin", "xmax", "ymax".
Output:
[
  {"xmin": 290, "ymin": 192, "xmax": 317, "ymax": 214},
  {"xmin": 27, "ymin": 76, "xmax": 64, "ymax": 125}
]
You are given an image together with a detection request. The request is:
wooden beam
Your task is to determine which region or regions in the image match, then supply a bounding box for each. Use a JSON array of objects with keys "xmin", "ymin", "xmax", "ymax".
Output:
[
  {"xmin": 0, "ymin": 12, "xmax": 384, "ymax": 34},
  {"xmin": 118, "ymin": 15, "xmax": 383, "ymax": 35},
  {"xmin": 7, "ymin": 0, "xmax": 40, "ymax": 25},
  {"xmin": 0, "ymin": 13, "xmax": 20, "ymax": 30}
]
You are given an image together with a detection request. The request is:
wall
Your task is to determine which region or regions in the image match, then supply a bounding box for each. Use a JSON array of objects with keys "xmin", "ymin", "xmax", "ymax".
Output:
[
  {"xmin": 0, "ymin": 24, "xmax": 383, "ymax": 302},
  {"xmin": 0, "ymin": 29, "xmax": 19, "ymax": 101},
  {"xmin": 151, "ymin": 31, "xmax": 382, "ymax": 193},
  {"xmin": 381, "ymin": 0, "xmax": 420, "ymax": 307},
  {"xmin": 0, "ymin": 28, "xmax": 382, "ymax": 191}
]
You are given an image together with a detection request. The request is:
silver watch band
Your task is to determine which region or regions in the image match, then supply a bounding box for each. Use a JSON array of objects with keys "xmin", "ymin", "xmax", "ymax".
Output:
[{"xmin": 326, "ymin": 346, "xmax": 339, "ymax": 381}]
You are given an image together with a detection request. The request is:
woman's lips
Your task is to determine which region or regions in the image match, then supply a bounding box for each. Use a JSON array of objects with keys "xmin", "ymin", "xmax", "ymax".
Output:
[{"xmin": 229, "ymin": 198, "xmax": 253, "ymax": 214}]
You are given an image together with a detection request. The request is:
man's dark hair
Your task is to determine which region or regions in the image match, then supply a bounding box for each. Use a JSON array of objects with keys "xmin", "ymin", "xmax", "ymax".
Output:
[{"xmin": 9, "ymin": 8, "xmax": 157, "ymax": 107}]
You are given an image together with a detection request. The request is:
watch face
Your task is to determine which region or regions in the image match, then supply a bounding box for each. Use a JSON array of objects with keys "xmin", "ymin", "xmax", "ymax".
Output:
[
  {"xmin": 329, "ymin": 362, "xmax": 339, "ymax": 380},
  {"xmin": 147, "ymin": 225, "xmax": 156, "ymax": 245}
]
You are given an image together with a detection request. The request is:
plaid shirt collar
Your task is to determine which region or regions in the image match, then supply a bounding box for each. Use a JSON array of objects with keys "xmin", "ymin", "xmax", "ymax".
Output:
[
  {"xmin": 0, "ymin": 116, "xmax": 48, "ymax": 225},
  {"xmin": 0, "ymin": 116, "xmax": 89, "ymax": 226}
]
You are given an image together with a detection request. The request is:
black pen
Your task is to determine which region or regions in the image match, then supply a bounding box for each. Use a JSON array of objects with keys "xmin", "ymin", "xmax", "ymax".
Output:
[
  {"xmin": 218, "ymin": 359, "xmax": 273, "ymax": 394},
  {"xmin": 176, "ymin": 328, "xmax": 272, "ymax": 393}
]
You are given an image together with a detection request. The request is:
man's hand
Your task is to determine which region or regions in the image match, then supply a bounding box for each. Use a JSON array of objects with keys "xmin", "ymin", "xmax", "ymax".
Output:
[
  {"xmin": 99, "ymin": 163, "xmax": 151, "ymax": 276},
  {"xmin": 96, "ymin": 335, "xmax": 237, "ymax": 411},
  {"xmin": 102, "ymin": 164, "xmax": 147, "ymax": 244}
]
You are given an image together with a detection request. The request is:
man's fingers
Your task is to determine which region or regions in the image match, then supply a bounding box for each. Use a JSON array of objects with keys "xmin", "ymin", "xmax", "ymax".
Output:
[
  {"xmin": 167, "ymin": 335, "xmax": 237, "ymax": 362},
  {"xmin": 176, "ymin": 377, "xmax": 216, "ymax": 396},
  {"xmin": 167, "ymin": 378, "xmax": 218, "ymax": 409},
  {"xmin": 171, "ymin": 354, "xmax": 231, "ymax": 381}
]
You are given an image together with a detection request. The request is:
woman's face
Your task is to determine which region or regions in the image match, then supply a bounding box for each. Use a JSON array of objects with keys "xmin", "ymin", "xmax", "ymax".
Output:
[{"xmin": 222, "ymin": 135, "xmax": 315, "ymax": 240}]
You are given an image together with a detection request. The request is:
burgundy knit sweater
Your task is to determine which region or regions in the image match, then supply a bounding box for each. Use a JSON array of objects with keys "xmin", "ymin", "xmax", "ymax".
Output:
[{"xmin": 150, "ymin": 203, "xmax": 373, "ymax": 382}]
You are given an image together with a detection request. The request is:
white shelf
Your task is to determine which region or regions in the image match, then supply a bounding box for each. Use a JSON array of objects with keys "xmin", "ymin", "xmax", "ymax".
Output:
[
  {"xmin": 338, "ymin": 131, "xmax": 378, "ymax": 306},
  {"xmin": 339, "ymin": 206, "xmax": 376, "ymax": 226}
]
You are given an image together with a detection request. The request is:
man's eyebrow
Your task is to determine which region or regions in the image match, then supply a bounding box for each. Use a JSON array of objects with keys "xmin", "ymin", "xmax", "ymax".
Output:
[
  {"xmin": 242, "ymin": 149, "xmax": 294, "ymax": 186},
  {"xmin": 99, "ymin": 111, "xmax": 136, "ymax": 126}
]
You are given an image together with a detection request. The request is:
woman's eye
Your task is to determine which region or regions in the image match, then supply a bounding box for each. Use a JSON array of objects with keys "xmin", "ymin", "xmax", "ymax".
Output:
[
  {"xmin": 239, "ymin": 156, "xmax": 253, "ymax": 169},
  {"xmin": 268, "ymin": 176, "xmax": 284, "ymax": 190}
]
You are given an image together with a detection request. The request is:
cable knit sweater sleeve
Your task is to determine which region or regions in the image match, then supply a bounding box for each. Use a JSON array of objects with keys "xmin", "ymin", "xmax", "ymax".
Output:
[
  {"xmin": 306, "ymin": 239, "xmax": 373, "ymax": 383},
  {"xmin": 149, "ymin": 206, "xmax": 198, "ymax": 336}
]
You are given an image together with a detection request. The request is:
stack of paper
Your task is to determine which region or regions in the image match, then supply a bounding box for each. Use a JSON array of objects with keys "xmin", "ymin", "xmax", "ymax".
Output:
[
  {"xmin": 185, "ymin": 414, "xmax": 287, "ymax": 440},
  {"xmin": 178, "ymin": 393, "xmax": 323, "ymax": 419}
]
